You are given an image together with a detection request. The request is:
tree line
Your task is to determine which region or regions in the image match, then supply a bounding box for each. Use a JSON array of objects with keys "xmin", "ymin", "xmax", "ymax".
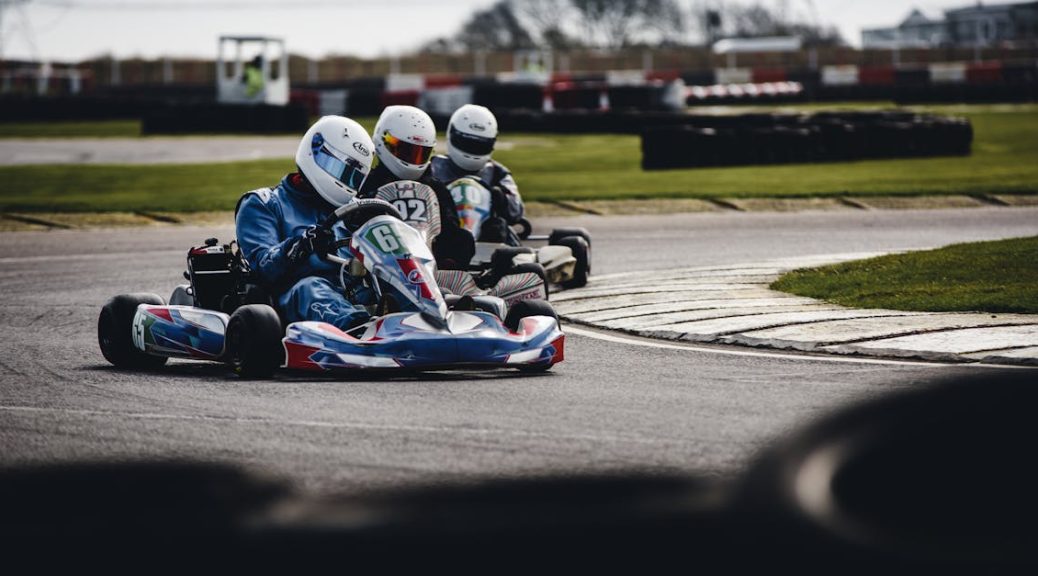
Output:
[{"xmin": 420, "ymin": 0, "xmax": 843, "ymax": 53}]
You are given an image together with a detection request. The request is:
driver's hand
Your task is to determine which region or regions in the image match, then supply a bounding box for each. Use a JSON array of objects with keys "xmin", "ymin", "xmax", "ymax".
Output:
[{"xmin": 286, "ymin": 225, "xmax": 335, "ymax": 263}]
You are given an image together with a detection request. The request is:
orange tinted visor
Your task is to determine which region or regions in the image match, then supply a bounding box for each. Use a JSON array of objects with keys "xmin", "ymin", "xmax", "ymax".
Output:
[{"xmin": 382, "ymin": 131, "xmax": 434, "ymax": 166}]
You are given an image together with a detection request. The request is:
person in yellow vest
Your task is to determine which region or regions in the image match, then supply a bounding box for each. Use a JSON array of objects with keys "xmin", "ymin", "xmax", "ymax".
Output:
[{"xmin": 243, "ymin": 55, "xmax": 264, "ymax": 99}]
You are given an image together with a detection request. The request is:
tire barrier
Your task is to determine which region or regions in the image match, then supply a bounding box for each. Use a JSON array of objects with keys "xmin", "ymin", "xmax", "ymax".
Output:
[
  {"xmin": 641, "ymin": 111, "xmax": 971, "ymax": 170},
  {"xmin": 0, "ymin": 95, "xmax": 157, "ymax": 122},
  {"xmin": 472, "ymin": 82, "xmax": 544, "ymax": 111},
  {"xmin": 141, "ymin": 102, "xmax": 310, "ymax": 135}
]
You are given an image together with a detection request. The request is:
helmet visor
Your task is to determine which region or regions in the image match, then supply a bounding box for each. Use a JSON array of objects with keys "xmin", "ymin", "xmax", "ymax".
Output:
[
  {"xmin": 449, "ymin": 126, "xmax": 496, "ymax": 156},
  {"xmin": 382, "ymin": 131, "xmax": 434, "ymax": 166},
  {"xmin": 312, "ymin": 133, "xmax": 369, "ymax": 191}
]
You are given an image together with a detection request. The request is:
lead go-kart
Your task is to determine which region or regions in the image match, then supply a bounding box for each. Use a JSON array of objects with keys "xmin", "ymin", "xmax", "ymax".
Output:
[
  {"xmin": 446, "ymin": 178, "xmax": 592, "ymax": 290},
  {"xmin": 98, "ymin": 185, "xmax": 565, "ymax": 378}
]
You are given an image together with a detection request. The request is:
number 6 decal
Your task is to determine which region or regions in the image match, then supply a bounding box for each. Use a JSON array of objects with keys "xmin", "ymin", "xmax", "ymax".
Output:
[{"xmin": 371, "ymin": 225, "xmax": 401, "ymax": 253}]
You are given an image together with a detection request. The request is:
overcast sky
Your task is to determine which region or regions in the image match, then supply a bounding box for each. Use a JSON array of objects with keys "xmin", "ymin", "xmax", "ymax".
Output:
[{"xmin": 2, "ymin": 0, "xmax": 973, "ymax": 62}]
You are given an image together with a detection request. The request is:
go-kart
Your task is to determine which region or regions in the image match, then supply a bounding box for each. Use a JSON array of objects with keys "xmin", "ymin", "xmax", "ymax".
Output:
[
  {"xmin": 98, "ymin": 198, "xmax": 565, "ymax": 378},
  {"xmin": 372, "ymin": 180, "xmax": 548, "ymax": 309},
  {"xmin": 447, "ymin": 178, "xmax": 592, "ymax": 289}
]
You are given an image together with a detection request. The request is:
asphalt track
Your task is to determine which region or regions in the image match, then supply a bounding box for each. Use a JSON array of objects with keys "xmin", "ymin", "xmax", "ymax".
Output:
[{"xmin": 1, "ymin": 207, "xmax": 1036, "ymax": 496}]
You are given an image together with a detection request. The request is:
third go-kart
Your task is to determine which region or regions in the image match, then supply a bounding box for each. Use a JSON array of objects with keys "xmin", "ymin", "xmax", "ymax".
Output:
[
  {"xmin": 447, "ymin": 178, "xmax": 592, "ymax": 289},
  {"xmin": 98, "ymin": 196, "xmax": 565, "ymax": 378}
]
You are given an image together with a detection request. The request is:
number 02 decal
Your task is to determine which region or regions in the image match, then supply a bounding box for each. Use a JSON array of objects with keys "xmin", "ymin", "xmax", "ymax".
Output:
[{"xmin": 392, "ymin": 199, "xmax": 427, "ymax": 222}]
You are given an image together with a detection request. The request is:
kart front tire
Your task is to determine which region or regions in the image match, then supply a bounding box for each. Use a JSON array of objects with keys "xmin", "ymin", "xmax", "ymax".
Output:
[
  {"xmin": 505, "ymin": 299, "xmax": 559, "ymax": 372},
  {"xmin": 225, "ymin": 304, "xmax": 283, "ymax": 379},
  {"xmin": 549, "ymin": 227, "xmax": 591, "ymax": 247},
  {"xmin": 504, "ymin": 299, "xmax": 558, "ymax": 332},
  {"xmin": 98, "ymin": 293, "xmax": 168, "ymax": 369},
  {"xmin": 555, "ymin": 236, "xmax": 590, "ymax": 289}
]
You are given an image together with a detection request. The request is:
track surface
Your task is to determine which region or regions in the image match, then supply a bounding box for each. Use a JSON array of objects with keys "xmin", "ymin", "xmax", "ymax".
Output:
[{"xmin": 2, "ymin": 207, "xmax": 1036, "ymax": 495}]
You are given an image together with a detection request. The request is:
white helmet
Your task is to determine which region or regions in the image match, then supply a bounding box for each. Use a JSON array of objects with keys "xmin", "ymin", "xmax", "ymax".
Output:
[
  {"xmin": 372, "ymin": 105, "xmax": 437, "ymax": 181},
  {"xmin": 295, "ymin": 115, "xmax": 374, "ymax": 207},
  {"xmin": 447, "ymin": 104, "xmax": 498, "ymax": 172}
]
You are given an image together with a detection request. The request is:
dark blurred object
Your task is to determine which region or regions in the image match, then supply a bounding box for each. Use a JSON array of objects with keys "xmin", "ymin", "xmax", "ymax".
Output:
[
  {"xmin": 2, "ymin": 371, "xmax": 1035, "ymax": 572},
  {"xmin": 141, "ymin": 102, "xmax": 310, "ymax": 134},
  {"xmin": 740, "ymin": 369, "xmax": 1038, "ymax": 572},
  {"xmin": 642, "ymin": 111, "xmax": 971, "ymax": 170}
]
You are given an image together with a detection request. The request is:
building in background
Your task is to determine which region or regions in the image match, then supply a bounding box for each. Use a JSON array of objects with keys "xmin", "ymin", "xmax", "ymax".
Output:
[{"xmin": 862, "ymin": 1, "xmax": 1038, "ymax": 48}]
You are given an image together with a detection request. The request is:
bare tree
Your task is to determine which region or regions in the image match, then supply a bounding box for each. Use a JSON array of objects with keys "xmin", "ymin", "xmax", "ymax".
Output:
[
  {"xmin": 456, "ymin": 1, "xmax": 536, "ymax": 52},
  {"xmin": 569, "ymin": 0, "xmax": 686, "ymax": 49},
  {"xmin": 513, "ymin": 0, "xmax": 582, "ymax": 49}
]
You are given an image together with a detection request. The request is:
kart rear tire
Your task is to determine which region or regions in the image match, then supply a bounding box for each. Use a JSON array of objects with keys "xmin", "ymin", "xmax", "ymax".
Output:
[
  {"xmin": 225, "ymin": 304, "xmax": 283, "ymax": 379},
  {"xmin": 491, "ymin": 246, "xmax": 535, "ymax": 276},
  {"xmin": 555, "ymin": 236, "xmax": 589, "ymax": 289},
  {"xmin": 98, "ymin": 293, "xmax": 169, "ymax": 369},
  {"xmin": 504, "ymin": 299, "xmax": 558, "ymax": 332},
  {"xmin": 509, "ymin": 262, "xmax": 550, "ymax": 300}
]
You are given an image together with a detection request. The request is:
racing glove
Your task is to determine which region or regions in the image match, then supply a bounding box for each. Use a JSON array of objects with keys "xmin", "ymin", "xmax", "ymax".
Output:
[{"xmin": 285, "ymin": 225, "xmax": 335, "ymax": 264}]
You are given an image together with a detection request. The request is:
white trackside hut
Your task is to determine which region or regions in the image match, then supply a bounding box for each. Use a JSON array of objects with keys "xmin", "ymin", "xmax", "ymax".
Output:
[{"xmin": 216, "ymin": 36, "xmax": 289, "ymax": 106}]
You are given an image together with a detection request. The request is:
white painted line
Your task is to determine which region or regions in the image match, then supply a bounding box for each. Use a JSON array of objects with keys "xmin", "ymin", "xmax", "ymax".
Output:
[{"xmin": 563, "ymin": 325, "xmax": 1033, "ymax": 369}]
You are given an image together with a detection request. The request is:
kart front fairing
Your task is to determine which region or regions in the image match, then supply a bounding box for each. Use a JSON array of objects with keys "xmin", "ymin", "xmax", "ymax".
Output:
[{"xmin": 283, "ymin": 311, "xmax": 564, "ymax": 371}]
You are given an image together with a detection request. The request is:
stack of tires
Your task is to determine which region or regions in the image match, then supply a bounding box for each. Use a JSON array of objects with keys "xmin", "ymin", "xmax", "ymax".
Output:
[{"xmin": 641, "ymin": 111, "xmax": 972, "ymax": 170}]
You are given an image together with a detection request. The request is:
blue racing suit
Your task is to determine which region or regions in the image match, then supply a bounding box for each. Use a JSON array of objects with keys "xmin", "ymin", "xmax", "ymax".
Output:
[{"xmin": 235, "ymin": 173, "xmax": 372, "ymax": 330}]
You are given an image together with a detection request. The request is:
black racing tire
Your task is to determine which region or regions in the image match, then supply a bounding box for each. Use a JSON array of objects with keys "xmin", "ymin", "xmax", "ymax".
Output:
[
  {"xmin": 504, "ymin": 299, "xmax": 560, "ymax": 373},
  {"xmin": 549, "ymin": 227, "xmax": 591, "ymax": 247},
  {"xmin": 509, "ymin": 262, "xmax": 550, "ymax": 300},
  {"xmin": 225, "ymin": 304, "xmax": 283, "ymax": 379},
  {"xmin": 555, "ymin": 236, "xmax": 589, "ymax": 289},
  {"xmin": 490, "ymin": 246, "xmax": 535, "ymax": 276},
  {"xmin": 169, "ymin": 284, "xmax": 193, "ymax": 306},
  {"xmin": 98, "ymin": 293, "xmax": 168, "ymax": 369},
  {"xmin": 504, "ymin": 298, "xmax": 558, "ymax": 333}
]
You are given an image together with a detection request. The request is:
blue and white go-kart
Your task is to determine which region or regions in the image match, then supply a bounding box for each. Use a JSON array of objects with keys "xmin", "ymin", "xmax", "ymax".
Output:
[{"xmin": 98, "ymin": 189, "xmax": 564, "ymax": 378}]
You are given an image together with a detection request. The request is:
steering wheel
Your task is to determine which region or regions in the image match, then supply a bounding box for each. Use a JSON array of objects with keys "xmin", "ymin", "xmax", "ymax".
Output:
[{"xmin": 321, "ymin": 198, "xmax": 403, "ymax": 232}]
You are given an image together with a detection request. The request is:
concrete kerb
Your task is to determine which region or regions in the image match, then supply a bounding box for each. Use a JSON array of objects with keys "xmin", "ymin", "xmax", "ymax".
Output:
[
  {"xmin": 2, "ymin": 194, "xmax": 1036, "ymax": 231},
  {"xmin": 554, "ymin": 253, "xmax": 1038, "ymax": 367}
]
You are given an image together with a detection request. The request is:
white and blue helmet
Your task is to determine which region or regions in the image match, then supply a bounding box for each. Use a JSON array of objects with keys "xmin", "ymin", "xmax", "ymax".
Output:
[{"xmin": 296, "ymin": 116, "xmax": 374, "ymax": 207}]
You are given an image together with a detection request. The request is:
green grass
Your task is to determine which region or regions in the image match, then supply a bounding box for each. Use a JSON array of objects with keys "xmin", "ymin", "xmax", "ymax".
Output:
[
  {"xmin": 770, "ymin": 236, "xmax": 1038, "ymax": 314},
  {"xmin": 497, "ymin": 104, "xmax": 1038, "ymax": 202},
  {"xmin": 0, "ymin": 105, "xmax": 1036, "ymax": 212}
]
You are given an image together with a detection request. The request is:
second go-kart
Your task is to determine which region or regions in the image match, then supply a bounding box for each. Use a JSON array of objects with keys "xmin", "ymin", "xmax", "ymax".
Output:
[
  {"xmin": 98, "ymin": 198, "xmax": 565, "ymax": 378},
  {"xmin": 447, "ymin": 178, "xmax": 592, "ymax": 289},
  {"xmin": 372, "ymin": 180, "xmax": 548, "ymax": 309}
]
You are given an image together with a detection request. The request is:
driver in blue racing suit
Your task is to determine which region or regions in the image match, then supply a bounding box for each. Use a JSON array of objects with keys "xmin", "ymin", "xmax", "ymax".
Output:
[
  {"xmin": 235, "ymin": 116, "xmax": 377, "ymax": 330},
  {"xmin": 429, "ymin": 104, "xmax": 524, "ymax": 243}
]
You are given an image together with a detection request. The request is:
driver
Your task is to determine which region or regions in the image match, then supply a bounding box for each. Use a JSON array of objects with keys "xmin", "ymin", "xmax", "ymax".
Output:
[
  {"xmin": 429, "ymin": 104, "xmax": 524, "ymax": 243},
  {"xmin": 235, "ymin": 115, "xmax": 376, "ymax": 330},
  {"xmin": 361, "ymin": 105, "xmax": 473, "ymax": 269}
]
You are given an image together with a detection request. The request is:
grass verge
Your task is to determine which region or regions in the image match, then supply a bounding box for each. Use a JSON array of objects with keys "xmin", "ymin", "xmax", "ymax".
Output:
[
  {"xmin": 0, "ymin": 105, "xmax": 1036, "ymax": 212},
  {"xmin": 770, "ymin": 236, "xmax": 1038, "ymax": 314}
]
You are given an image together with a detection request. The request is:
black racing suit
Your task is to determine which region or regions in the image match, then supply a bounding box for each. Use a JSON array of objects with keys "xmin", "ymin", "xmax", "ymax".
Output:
[{"xmin": 429, "ymin": 155, "xmax": 525, "ymax": 226}]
